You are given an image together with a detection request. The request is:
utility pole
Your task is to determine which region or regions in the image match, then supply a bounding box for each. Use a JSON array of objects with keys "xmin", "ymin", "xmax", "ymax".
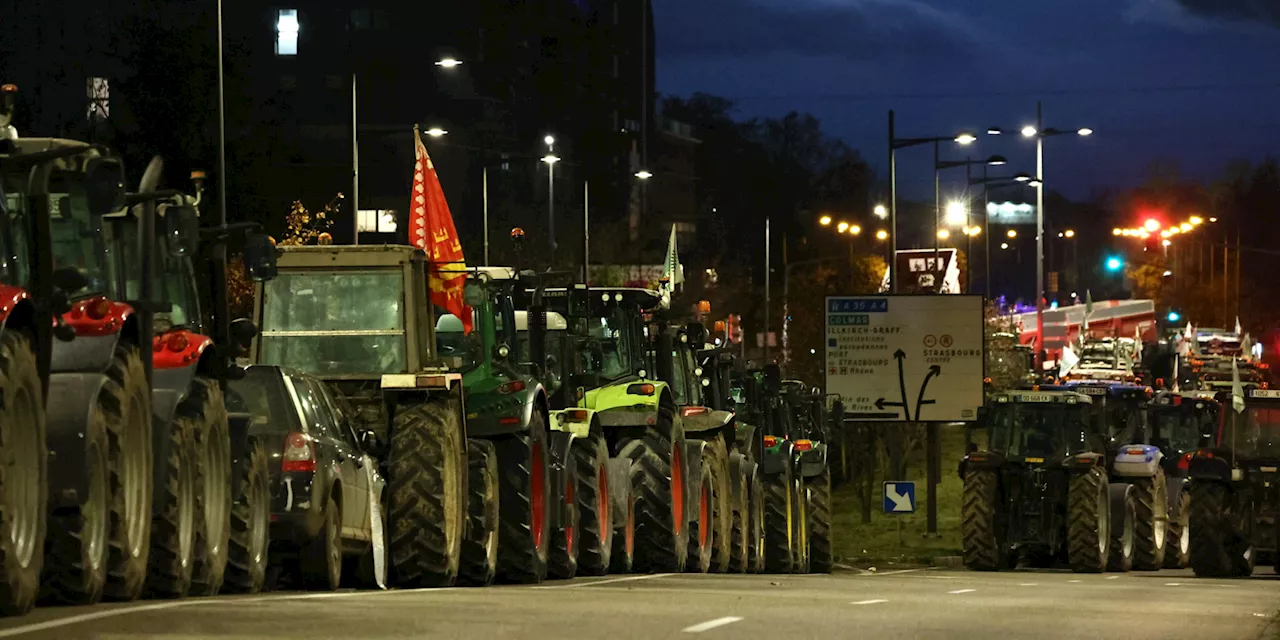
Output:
[
  {"xmin": 764, "ymin": 217, "xmax": 771, "ymax": 363},
  {"xmin": 215, "ymin": 0, "xmax": 227, "ymax": 227}
]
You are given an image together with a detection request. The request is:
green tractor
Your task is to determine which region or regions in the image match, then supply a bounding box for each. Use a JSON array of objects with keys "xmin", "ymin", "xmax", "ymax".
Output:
[{"xmin": 781, "ymin": 380, "xmax": 835, "ymax": 574}]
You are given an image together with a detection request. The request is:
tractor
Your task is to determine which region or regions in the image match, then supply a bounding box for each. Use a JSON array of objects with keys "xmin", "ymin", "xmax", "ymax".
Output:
[
  {"xmin": 254, "ymin": 245, "xmax": 472, "ymax": 587},
  {"xmin": 780, "ymin": 380, "xmax": 835, "ymax": 574},
  {"xmin": 961, "ymin": 390, "xmax": 1131, "ymax": 573},
  {"xmin": 1185, "ymin": 388, "xmax": 1280, "ymax": 577},
  {"xmin": 1147, "ymin": 390, "xmax": 1222, "ymax": 568}
]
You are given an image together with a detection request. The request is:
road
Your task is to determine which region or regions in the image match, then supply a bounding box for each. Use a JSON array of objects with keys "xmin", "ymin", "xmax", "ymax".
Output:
[{"xmin": 0, "ymin": 568, "xmax": 1276, "ymax": 639}]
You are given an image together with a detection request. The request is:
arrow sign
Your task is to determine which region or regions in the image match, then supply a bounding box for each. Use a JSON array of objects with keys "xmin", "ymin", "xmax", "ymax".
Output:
[
  {"xmin": 883, "ymin": 481, "xmax": 916, "ymax": 514},
  {"xmin": 913, "ymin": 365, "xmax": 942, "ymax": 421}
]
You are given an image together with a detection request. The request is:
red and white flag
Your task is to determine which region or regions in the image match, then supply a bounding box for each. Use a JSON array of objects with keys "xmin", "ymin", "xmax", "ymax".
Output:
[{"xmin": 409, "ymin": 125, "xmax": 472, "ymax": 333}]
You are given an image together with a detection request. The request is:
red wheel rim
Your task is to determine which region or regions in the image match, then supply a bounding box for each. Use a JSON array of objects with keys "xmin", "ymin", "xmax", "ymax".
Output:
[
  {"xmin": 565, "ymin": 477, "xmax": 575, "ymax": 558},
  {"xmin": 532, "ymin": 442, "xmax": 546, "ymax": 551},
  {"xmin": 699, "ymin": 482, "xmax": 710, "ymax": 548},
  {"xmin": 671, "ymin": 447, "xmax": 684, "ymax": 536},
  {"xmin": 598, "ymin": 466, "xmax": 610, "ymax": 535}
]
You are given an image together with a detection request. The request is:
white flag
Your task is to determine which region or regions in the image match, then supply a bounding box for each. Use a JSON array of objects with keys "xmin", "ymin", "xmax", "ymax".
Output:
[
  {"xmin": 1235, "ymin": 316, "xmax": 1243, "ymax": 337},
  {"xmin": 1232, "ymin": 358, "xmax": 1246, "ymax": 414},
  {"xmin": 1059, "ymin": 344, "xmax": 1079, "ymax": 378},
  {"xmin": 661, "ymin": 224, "xmax": 684, "ymax": 289}
]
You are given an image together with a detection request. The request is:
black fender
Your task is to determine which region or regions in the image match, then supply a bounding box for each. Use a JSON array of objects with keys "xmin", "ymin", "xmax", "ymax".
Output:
[
  {"xmin": 606, "ymin": 456, "xmax": 633, "ymax": 532},
  {"xmin": 547, "ymin": 429, "xmax": 576, "ymax": 531},
  {"xmin": 683, "ymin": 408, "xmax": 735, "ymax": 442},
  {"xmin": 1108, "ymin": 482, "xmax": 1134, "ymax": 544},
  {"xmin": 44, "ymin": 371, "xmax": 111, "ymax": 508},
  {"xmin": 684, "ymin": 438, "xmax": 708, "ymax": 525},
  {"xmin": 733, "ymin": 421, "xmax": 757, "ymax": 460},
  {"xmin": 1187, "ymin": 454, "xmax": 1233, "ymax": 482},
  {"xmin": 958, "ymin": 450, "xmax": 1006, "ymax": 478},
  {"xmin": 799, "ymin": 442, "xmax": 827, "ymax": 479},
  {"xmin": 463, "ymin": 382, "xmax": 547, "ymax": 438},
  {"xmin": 761, "ymin": 441, "xmax": 794, "ymax": 476},
  {"xmin": 1165, "ymin": 475, "xmax": 1188, "ymax": 520},
  {"xmin": 49, "ymin": 332, "xmax": 120, "ymax": 374}
]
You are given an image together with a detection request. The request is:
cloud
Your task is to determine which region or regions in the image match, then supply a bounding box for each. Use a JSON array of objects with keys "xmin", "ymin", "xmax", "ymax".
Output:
[
  {"xmin": 1125, "ymin": 0, "xmax": 1280, "ymax": 30},
  {"xmin": 1174, "ymin": 0, "xmax": 1280, "ymax": 27},
  {"xmin": 655, "ymin": 0, "xmax": 989, "ymax": 62}
]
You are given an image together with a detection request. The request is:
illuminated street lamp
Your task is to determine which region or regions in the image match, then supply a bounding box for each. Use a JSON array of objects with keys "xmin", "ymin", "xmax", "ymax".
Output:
[
  {"xmin": 937, "ymin": 228, "xmax": 950, "ymax": 240},
  {"xmin": 819, "ymin": 215, "xmax": 833, "ymax": 226},
  {"xmin": 873, "ymin": 204, "xmax": 888, "ymax": 219},
  {"xmin": 945, "ymin": 201, "xmax": 968, "ymax": 227},
  {"xmin": 435, "ymin": 57, "xmax": 463, "ymax": 68},
  {"xmin": 837, "ymin": 221, "xmax": 849, "ymax": 233},
  {"xmin": 634, "ymin": 170, "xmax": 652, "ymax": 179},
  {"xmin": 424, "ymin": 128, "xmax": 448, "ymax": 137},
  {"xmin": 846, "ymin": 224, "xmax": 862, "ymax": 236},
  {"xmin": 876, "ymin": 229, "xmax": 889, "ymax": 241}
]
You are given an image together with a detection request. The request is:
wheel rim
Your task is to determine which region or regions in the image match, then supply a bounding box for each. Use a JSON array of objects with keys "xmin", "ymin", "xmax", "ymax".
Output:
[
  {"xmin": 1096, "ymin": 480, "xmax": 1108, "ymax": 555},
  {"xmin": 203, "ymin": 423, "xmax": 230, "ymax": 558},
  {"xmin": 10, "ymin": 383, "xmax": 38, "ymax": 568},
  {"xmin": 565, "ymin": 477, "xmax": 575, "ymax": 558},
  {"xmin": 598, "ymin": 466, "xmax": 610, "ymax": 535},
  {"xmin": 1122, "ymin": 502, "xmax": 1135, "ymax": 559},
  {"xmin": 249, "ymin": 468, "xmax": 269, "ymax": 566},
  {"xmin": 699, "ymin": 481, "xmax": 710, "ymax": 549},
  {"xmin": 532, "ymin": 441, "xmax": 546, "ymax": 551},
  {"xmin": 125, "ymin": 393, "xmax": 148, "ymax": 556},
  {"xmin": 671, "ymin": 447, "xmax": 684, "ymax": 537},
  {"xmin": 85, "ymin": 439, "xmax": 109, "ymax": 572},
  {"xmin": 179, "ymin": 444, "xmax": 196, "ymax": 568},
  {"xmin": 1153, "ymin": 484, "xmax": 1167, "ymax": 550}
]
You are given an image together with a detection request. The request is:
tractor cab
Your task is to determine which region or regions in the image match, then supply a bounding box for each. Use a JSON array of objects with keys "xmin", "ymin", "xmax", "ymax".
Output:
[
  {"xmin": 1148, "ymin": 390, "xmax": 1220, "ymax": 473},
  {"xmin": 977, "ymin": 390, "xmax": 1099, "ymax": 466},
  {"xmin": 1041, "ymin": 381, "xmax": 1152, "ymax": 452}
]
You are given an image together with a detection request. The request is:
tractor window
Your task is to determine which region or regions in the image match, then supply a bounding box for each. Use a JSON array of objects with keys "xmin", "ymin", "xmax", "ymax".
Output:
[
  {"xmin": 577, "ymin": 309, "xmax": 634, "ymax": 381},
  {"xmin": 0, "ymin": 177, "xmax": 30, "ymax": 287},
  {"xmin": 435, "ymin": 309, "xmax": 484, "ymax": 372},
  {"xmin": 989, "ymin": 404, "xmax": 1090, "ymax": 458},
  {"xmin": 670, "ymin": 350, "xmax": 689, "ymax": 405},
  {"xmin": 1151, "ymin": 408, "xmax": 1209, "ymax": 453},
  {"xmin": 1222, "ymin": 405, "xmax": 1280, "ymax": 459},
  {"xmin": 259, "ymin": 270, "xmax": 406, "ymax": 375},
  {"xmin": 47, "ymin": 170, "xmax": 114, "ymax": 298}
]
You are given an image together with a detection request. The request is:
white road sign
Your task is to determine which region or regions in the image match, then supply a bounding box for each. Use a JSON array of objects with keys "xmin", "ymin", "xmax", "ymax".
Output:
[{"xmin": 825, "ymin": 295, "xmax": 985, "ymax": 422}]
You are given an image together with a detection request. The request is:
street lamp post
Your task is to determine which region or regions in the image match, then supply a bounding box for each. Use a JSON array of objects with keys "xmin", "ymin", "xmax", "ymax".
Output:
[
  {"xmin": 935, "ymin": 155, "xmax": 1005, "ymax": 293},
  {"xmin": 544, "ymin": 135, "xmax": 557, "ymax": 264},
  {"xmin": 968, "ymin": 170, "xmax": 1035, "ymax": 298}
]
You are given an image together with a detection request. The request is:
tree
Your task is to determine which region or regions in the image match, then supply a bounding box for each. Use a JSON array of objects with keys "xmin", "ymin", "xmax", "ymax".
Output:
[{"xmin": 225, "ymin": 195, "xmax": 341, "ymax": 319}]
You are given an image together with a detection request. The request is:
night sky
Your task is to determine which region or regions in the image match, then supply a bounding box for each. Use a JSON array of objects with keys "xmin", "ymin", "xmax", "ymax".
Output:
[{"xmin": 653, "ymin": 0, "xmax": 1280, "ymax": 204}]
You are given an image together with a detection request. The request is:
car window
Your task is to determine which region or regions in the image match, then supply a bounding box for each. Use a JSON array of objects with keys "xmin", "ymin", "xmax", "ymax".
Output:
[
  {"xmin": 314, "ymin": 379, "xmax": 362, "ymax": 450},
  {"xmin": 287, "ymin": 373, "xmax": 333, "ymax": 439}
]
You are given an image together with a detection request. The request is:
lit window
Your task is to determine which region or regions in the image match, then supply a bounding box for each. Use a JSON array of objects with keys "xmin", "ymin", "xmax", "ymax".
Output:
[
  {"xmin": 357, "ymin": 209, "xmax": 398, "ymax": 233},
  {"xmin": 276, "ymin": 9, "xmax": 299, "ymax": 56},
  {"xmin": 86, "ymin": 77, "xmax": 109, "ymax": 121}
]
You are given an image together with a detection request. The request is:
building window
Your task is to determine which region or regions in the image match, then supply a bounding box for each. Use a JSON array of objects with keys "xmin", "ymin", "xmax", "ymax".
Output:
[
  {"xmin": 276, "ymin": 9, "xmax": 299, "ymax": 56},
  {"xmin": 86, "ymin": 77, "xmax": 109, "ymax": 121},
  {"xmin": 357, "ymin": 209, "xmax": 398, "ymax": 233}
]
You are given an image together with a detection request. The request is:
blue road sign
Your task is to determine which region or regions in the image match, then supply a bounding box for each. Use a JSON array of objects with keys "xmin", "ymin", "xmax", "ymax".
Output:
[{"xmin": 882, "ymin": 481, "xmax": 916, "ymax": 514}]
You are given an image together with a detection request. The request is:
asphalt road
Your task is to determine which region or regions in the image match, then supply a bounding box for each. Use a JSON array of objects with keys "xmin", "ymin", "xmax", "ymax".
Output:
[{"xmin": 0, "ymin": 568, "xmax": 1276, "ymax": 640}]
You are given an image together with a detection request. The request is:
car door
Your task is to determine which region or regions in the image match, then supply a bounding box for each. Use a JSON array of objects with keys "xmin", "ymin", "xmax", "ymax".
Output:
[
  {"xmin": 311, "ymin": 377, "xmax": 371, "ymax": 542},
  {"xmin": 289, "ymin": 374, "xmax": 363, "ymax": 541}
]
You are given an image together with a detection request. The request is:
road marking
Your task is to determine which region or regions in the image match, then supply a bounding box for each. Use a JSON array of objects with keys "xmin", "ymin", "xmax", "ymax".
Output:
[
  {"xmin": 948, "ymin": 589, "xmax": 976, "ymax": 595},
  {"xmin": 926, "ymin": 575, "xmax": 957, "ymax": 580},
  {"xmin": 1067, "ymin": 580, "xmax": 1082, "ymax": 583},
  {"xmin": 1105, "ymin": 576, "xmax": 1119, "ymax": 580},
  {"xmin": 533, "ymin": 573, "xmax": 674, "ymax": 590},
  {"xmin": 1165, "ymin": 583, "xmax": 1182, "ymax": 586},
  {"xmin": 869, "ymin": 568, "xmax": 929, "ymax": 576},
  {"xmin": 851, "ymin": 599, "xmax": 889, "ymax": 605},
  {"xmin": 1254, "ymin": 613, "xmax": 1269, "ymax": 618},
  {"xmin": 1019, "ymin": 583, "xmax": 1038, "ymax": 587},
  {"xmin": 682, "ymin": 617, "xmax": 744, "ymax": 633}
]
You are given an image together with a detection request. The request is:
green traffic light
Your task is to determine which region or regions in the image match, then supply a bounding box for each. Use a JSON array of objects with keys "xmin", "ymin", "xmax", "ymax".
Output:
[{"xmin": 1105, "ymin": 256, "xmax": 1123, "ymax": 272}]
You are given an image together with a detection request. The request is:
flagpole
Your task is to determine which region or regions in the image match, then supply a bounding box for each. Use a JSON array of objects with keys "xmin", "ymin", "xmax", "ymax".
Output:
[
  {"xmin": 482, "ymin": 166, "xmax": 489, "ymax": 265},
  {"xmin": 765, "ymin": 217, "xmax": 771, "ymax": 364},
  {"xmin": 352, "ymin": 71, "xmax": 360, "ymax": 245},
  {"xmin": 583, "ymin": 180, "xmax": 590, "ymax": 283},
  {"xmin": 215, "ymin": 0, "xmax": 227, "ymax": 227}
]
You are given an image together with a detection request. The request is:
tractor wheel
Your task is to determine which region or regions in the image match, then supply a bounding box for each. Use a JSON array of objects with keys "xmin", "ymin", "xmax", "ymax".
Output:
[
  {"xmin": 302, "ymin": 495, "xmax": 342, "ymax": 590},
  {"xmin": 1164, "ymin": 489, "xmax": 1190, "ymax": 569},
  {"xmin": 102, "ymin": 346, "xmax": 153, "ymax": 602},
  {"xmin": 608, "ymin": 461, "xmax": 638, "ymax": 574},
  {"xmin": 1188, "ymin": 482, "xmax": 1233, "ymax": 577},
  {"xmin": 547, "ymin": 441, "xmax": 579, "ymax": 580},
  {"xmin": 792, "ymin": 469, "xmax": 810, "ymax": 574},
  {"xmin": 0, "ymin": 331, "xmax": 46, "ymax": 615},
  {"xmin": 1106, "ymin": 486, "xmax": 1135, "ymax": 572},
  {"xmin": 1067, "ymin": 468, "xmax": 1110, "ymax": 573},
  {"xmin": 145, "ymin": 414, "xmax": 199, "ymax": 597},
  {"xmin": 617, "ymin": 401, "xmax": 688, "ymax": 573},
  {"xmin": 761, "ymin": 463, "xmax": 794, "ymax": 574},
  {"xmin": 808, "ymin": 466, "xmax": 833, "ymax": 574},
  {"xmin": 221, "ymin": 440, "xmax": 270, "ymax": 594},
  {"xmin": 188, "ymin": 379, "xmax": 232, "ymax": 596},
  {"xmin": 1130, "ymin": 470, "xmax": 1169, "ymax": 571},
  {"xmin": 387, "ymin": 397, "xmax": 466, "ymax": 587},
  {"xmin": 746, "ymin": 467, "xmax": 765, "ymax": 573},
  {"xmin": 686, "ymin": 455, "xmax": 714, "ymax": 573},
  {"xmin": 961, "ymin": 469, "xmax": 1002, "ymax": 571},
  {"xmin": 703, "ymin": 436, "xmax": 732, "ymax": 574},
  {"xmin": 41, "ymin": 385, "xmax": 110, "ymax": 605},
  {"xmin": 572, "ymin": 435, "xmax": 613, "ymax": 576},
  {"xmin": 495, "ymin": 412, "xmax": 551, "ymax": 584},
  {"xmin": 458, "ymin": 439, "xmax": 499, "ymax": 587},
  {"xmin": 727, "ymin": 462, "xmax": 749, "ymax": 574},
  {"xmin": 1230, "ymin": 501, "xmax": 1256, "ymax": 578}
]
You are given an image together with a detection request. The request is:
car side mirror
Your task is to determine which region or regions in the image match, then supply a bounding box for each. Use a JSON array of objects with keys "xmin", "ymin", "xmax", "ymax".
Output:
[
  {"xmin": 163, "ymin": 204, "xmax": 200, "ymax": 256},
  {"xmin": 359, "ymin": 429, "xmax": 384, "ymax": 456},
  {"xmin": 243, "ymin": 233, "xmax": 278, "ymax": 282},
  {"xmin": 229, "ymin": 318, "xmax": 258, "ymax": 350}
]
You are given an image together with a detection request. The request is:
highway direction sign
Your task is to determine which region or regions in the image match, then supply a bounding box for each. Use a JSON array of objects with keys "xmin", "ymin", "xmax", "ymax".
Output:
[
  {"xmin": 883, "ymin": 481, "xmax": 916, "ymax": 514},
  {"xmin": 825, "ymin": 295, "xmax": 985, "ymax": 422}
]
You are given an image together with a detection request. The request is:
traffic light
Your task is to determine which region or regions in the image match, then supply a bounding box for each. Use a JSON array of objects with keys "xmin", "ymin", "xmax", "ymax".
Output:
[
  {"xmin": 1167, "ymin": 310, "xmax": 1181, "ymax": 323},
  {"xmin": 1105, "ymin": 256, "xmax": 1124, "ymax": 272}
]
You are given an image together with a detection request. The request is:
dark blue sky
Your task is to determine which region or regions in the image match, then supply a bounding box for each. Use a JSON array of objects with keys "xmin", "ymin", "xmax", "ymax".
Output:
[{"xmin": 652, "ymin": 0, "xmax": 1280, "ymax": 202}]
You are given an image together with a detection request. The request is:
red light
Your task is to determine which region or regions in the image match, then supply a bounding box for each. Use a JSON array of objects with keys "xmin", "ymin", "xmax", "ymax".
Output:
[
  {"xmin": 681, "ymin": 406, "xmax": 709, "ymax": 417},
  {"xmin": 165, "ymin": 332, "xmax": 189, "ymax": 353},
  {"xmin": 1144, "ymin": 218, "xmax": 1160, "ymax": 232},
  {"xmin": 1178, "ymin": 452, "xmax": 1192, "ymax": 471},
  {"xmin": 86, "ymin": 297, "xmax": 112, "ymax": 320},
  {"xmin": 282, "ymin": 432, "xmax": 315, "ymax": 473},
  {"xmin": 498, "ymin": 416, "xmax": 521, "ymax": 425},
  {"xmin": 763, "ymin": 435, "xmax": 778, "ymax": 447},
  {"xmin": 498, "ymin": 380, "xmax": 526, "ymax": 394}
]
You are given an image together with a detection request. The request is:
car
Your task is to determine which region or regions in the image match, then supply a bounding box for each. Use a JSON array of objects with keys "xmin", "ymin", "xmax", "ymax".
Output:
[{"xmin": 225, "ymin": 365, "xmax": 386, "ymax": 590}]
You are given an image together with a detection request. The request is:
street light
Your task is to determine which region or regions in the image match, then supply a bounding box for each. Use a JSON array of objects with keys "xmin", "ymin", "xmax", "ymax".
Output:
[
  {"xmin": 1007, "ymin": 229, "xmax": 1018, "ymax": 238},
  {"xmin": 424, "ymin": 128, "xmax": 448, "ymax": 137},
  {"xmin": 873, "ymin": 204, "xmax": 888, "ymax": 219},
  {"xmin": 819, "ymin": 215, "xmax": 833, "ymax": 226},
  {"xmin": 435, "ymin": 57, "xmax": 463, "ymax": 68},
  {"xmin": 937, "ymin": 229, "xmax": 950, "ymax": 240},
  {"xmin": 847, "ymin": 224, "xmax": 862, "ymax": 236},
  {"xmin": 545, "ymin": 135, "xmax": 557, "ymax": 263},
  {"xmin": 876, "ymin": 229, "xmax": 889, "ymax": 241},
  {"xmin": 837, "ymin": 221, "xmax": 849, "ymax": 233},
  {"xmin": 1144, "ymin": 218, "xmax": 1160, "ymax": 232},
  {"xmin": 1064, "ymin": 229, "xmax": 1075, "ymax": 238},
  {"xmin": 945, "ymin": 201, "xmax": 967, "ymax": 227},
  {"xmin": 634, "ymin": 170, "xmax": 653, "ymax": 179}
]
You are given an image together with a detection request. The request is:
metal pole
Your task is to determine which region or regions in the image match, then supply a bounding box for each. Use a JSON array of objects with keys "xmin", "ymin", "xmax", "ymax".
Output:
[
  {"xmin": 889, "ymin": 110, "xmax": 898, "ymax": 293},
  {"xmin": 1223, "ymin": 240, "xmax": 1229, "ymax": 328},
  {"xmin": 1034, "ymin": 100, "xmax": 1045, "ymax": 370},
  {"xmin": 1235, "ymin": 225, "xmax": 1242, "ymax": 322},
  {"xmin": 983, "ymin": 164, "xmax": 991, "ymax": 299},
  {"xmin": 548, "ymin": 161, "xmax": 555, "ymax": 265},
  {"xmin": 215, "ymin": 0, "xmax": 228, "ymax": 227},
  {"xmin": 352, "ymin": 72, "xmax": 360, "ymax": 244},
  {"xmin": 765, "ymin": 217, "xmax": 771, "ymax": 363},
  {"xmin": 482, "ymin": 166, "xmax": 490, "ymax": 266},
  {"xmin": 933, "ymin": 141, "xmax": 941, "ymax": 291},
  {"xmin": 965, "ymin": 159, "xmax": 972, "ymax": 293},
  {"xmin": 584, "ymin": 180, "xmax": 590, "ymax": 283}
]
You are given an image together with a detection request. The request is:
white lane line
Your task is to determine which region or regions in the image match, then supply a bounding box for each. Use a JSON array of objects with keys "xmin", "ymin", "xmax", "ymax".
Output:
[
  {"xmin": 1019, "ymin": 583, "xmax": 1038, "ymax": 587},
  {"xmin": 1105, "ymin": 576, "xmax": 1120, "ymax": 580},
  {"xmin": 1165, "ymin": 583, "xmax": 1182, "ymax": 586},
  {"xmin": 851, "ymin": 599, "xmax": 889, "ymax": 605},
  {"xmin": 533, "ymin": 573, "xmax": 674, "ymax": 590},
  {"xmin": 682, "ymin": 617, "xmax": 744, "ymax": 633},
  {"xmin": 1067, "ymin": 580, "xmax": 1082, "ymax": 583},
  {"xmin": 1254, "ymin": 613, "xmax": 1269, "ymax": 618},
  {"xmin": 948, "ymin": 589, "xmax": 977, "ymax": 595},
  {"xmin": 870, "ymin": 568, "xmax": 930, "ymax": 576}
]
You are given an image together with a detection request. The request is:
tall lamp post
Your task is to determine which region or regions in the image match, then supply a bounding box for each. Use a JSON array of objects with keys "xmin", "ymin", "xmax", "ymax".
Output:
[
  {"xmin": 935, "ymin": 155, "xmax": 1006, "ymax": 293},
  {"xmin": 969, "ymin": 171, "xmax": 1036, "ymax": 297},
  {"xmin": 988, "ymin": 102, "xmax": 1092, "ymax": 369},
  {"xmin": 887, "ymin": 111, "xmax": 976, "ymax": 292}
]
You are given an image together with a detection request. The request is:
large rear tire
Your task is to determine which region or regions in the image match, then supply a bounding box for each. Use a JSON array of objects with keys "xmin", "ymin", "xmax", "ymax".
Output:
[
  {"xmin": 685, "ymin": 454, "xmax": 713, "ymax": 574},
  {"xmin": 1106, "ymin": 486, "xmax": 1135, "ymax": 572},
  {"xmin": 1067, "ymin": 468, "xmax": 1110, "ymax": 574},
  {"xmin": 458, "ymin": 439, "xmax": 499, "ymax": 587},
  {"xmin": 727, "ymin": 462, "xmax": 749, "ymax": 574},
  {"xmin": 0, "ymin": 331, "xmax": 46, "ymax": 615},
  {"xmin": 961, "ymin": 469, "xmax": 1002, "ymax": 571},
  {"xmin": 387, "ymin": 397, "xmax": 465, "ymax": 588},
  {"xmin": 762, "ymin": 460, "xmax": 794, "ymax": 574},
  {"xmin": 703, "ymin": 436, "xmax": 732, "ymax": 574},
  {"xmin": 495, "ymin": 411, "xmax": 551, "ymax": 584},
  {"xmin": 101, "ymin": 346, "xmax": 152, "ymax": 602},
  {"xmin": 145, "ymin": 414, "xmax": 199, "ymax": 598},
  {"xmin": 573, "ymin": 434, "xmax": 613, "ymax": 576},
  {"xmin": 618, "ymin": 402, "xmax": 688, "ymax": 573},
  {"xmin": 302, "ymin": 495, "xmax": 342, "ymax": 590},
  {"xmin": 1130, "ymin": 470, "xmax": 1168, "ymax": 571},
  {"xmin": 1189, "ymin": 481, "xmax": 1232, "ymax": 577},
  {"xmin": 41, "ymin": 386, "xmax": 110, "ymax": 604},
  {"xmin": 746, "ymin": 466, "xmax": 765, "ymax": 573},
  {"xmin": 808, "ymin": 467, "xmax": 833, "ymax": 574},
  {"xmin": 608, "ymin": 461, "xmax": 638, "ymax": 574},
  {"xmin": 547, "ymin": 440, "xmax": 579, "ymax": 580},
  {"xmin": 189, "ymin": 379, "xmax": 232, "ymax": 596},
  {"xmin": 222, "ymin": 440, "xmax": 269, "ymax": 594},
  {"xmin": 1164, "ymin": 489, "xmax": 1190, "ymax": 569}
]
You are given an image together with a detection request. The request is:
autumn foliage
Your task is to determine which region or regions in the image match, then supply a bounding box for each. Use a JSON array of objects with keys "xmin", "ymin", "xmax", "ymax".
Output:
[{"xmin": 225, "ymin": 195, "xmax": 342, "ymax": 319}]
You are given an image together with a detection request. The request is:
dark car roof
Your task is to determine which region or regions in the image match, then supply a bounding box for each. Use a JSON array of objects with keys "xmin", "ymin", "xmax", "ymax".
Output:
[{"xmin": 226, "ymin": 365, "xmax": 301, "ymax": 436}]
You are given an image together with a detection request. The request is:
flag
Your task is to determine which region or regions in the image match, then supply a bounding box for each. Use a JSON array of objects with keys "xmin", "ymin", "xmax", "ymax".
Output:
[
  {"xmin": 410, "ymin": 125, "xmax": 472, "ymax": 333},
  {"xmin": 1235, "ymin": 316, "xmax": 1243, "ymax": 337},
  {"xmin": 1232, "ymin": 357, "xmax": 1245, "ymax": 414},
  {"xmin": 1058, "ymin": 344, "xmax": 1079, "ymax": 378},
  {"xmin": 1172, "ymin": 357, "xmax": 1180, "ymax": 392},
  {"xmin": 660, "ymin": 224, "xmax": 684, "ymax": 304},
  {"xmin": 1083, "ymin": 290, "xmax": 1093, "ymax": 333}
]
